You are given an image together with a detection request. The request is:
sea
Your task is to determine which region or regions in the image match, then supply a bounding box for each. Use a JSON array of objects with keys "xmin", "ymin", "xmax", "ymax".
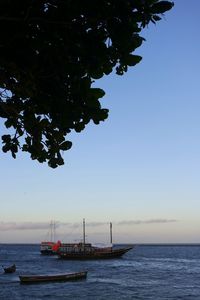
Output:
[{"xmin": 1, "ymin": 244, "xmax": 200, "ymax": 299}]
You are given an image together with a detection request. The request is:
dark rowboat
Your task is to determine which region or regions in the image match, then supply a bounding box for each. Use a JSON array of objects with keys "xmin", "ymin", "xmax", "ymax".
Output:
[
  {"xmin": 3, "ymin": 264, "xmax": 16, "ymax": 274},
  {"xmin": 19, "ymin": 271, "xmax": 87, "ymax": 284}
]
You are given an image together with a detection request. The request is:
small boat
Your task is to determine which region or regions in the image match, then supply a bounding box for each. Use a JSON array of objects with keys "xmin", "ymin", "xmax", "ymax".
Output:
[
  {"xmin": 40, "ymin": 240, "xmax": 61, "ymax": 255},
  {"xmin": 19, "ymin": 271, "xmax": 87, "ymax": 284},
  {"xmin": 40, "ymin": 221, "xmax": 61, "ymax": 255},
  {"xmin": 3, "ymin": 264, "xmax": 16, "ymax": 274},
  {"xmin": 40, "ymin": 241, "xmax": 55, "ymax": 255}
]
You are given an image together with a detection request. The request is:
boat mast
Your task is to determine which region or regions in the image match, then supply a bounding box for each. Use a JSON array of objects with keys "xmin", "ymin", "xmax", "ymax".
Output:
[
  {"xmin": 50, "ymin": 220, "xmax": 56, "ymax": 242},
  {"xmin": 83, "ymin": 218, "xmax": 86, "ymax": 251},
  {"xmin": 110, "ymin": 222, "xmax": 113, "ymax": 245},
  {"xmin": 53, "ymin": 221, "xmax": 56, "ymax": 242},
  {"xmin": 50, "ymin": 220, "xmax": 53, "ymax": 242}
]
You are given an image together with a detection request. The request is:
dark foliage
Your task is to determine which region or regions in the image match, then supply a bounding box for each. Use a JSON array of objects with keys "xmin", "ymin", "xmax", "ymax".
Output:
[{"xmin": 0, "ymin": 0, "xmax": 173, "ymax": 168}]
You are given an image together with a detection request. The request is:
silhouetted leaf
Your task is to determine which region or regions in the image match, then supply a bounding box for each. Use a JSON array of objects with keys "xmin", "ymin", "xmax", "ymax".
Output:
[
  {"xmin": 60, "ymin": 141, "xmax": 72, "ymax": 151},
  {"xmin": 89, "ymin": 88, "xmax": 105, "ymax": 99},
  {"xmin": 2, "ymin": 135, "xmax": 11, "ymax": 143},
  {"xmin": 123, "ymin": 55, "xmax": 142, "ymax": 66},
  {"xmin": 152, "ymin": 1, "xmax": 174, "ymax": 14}
]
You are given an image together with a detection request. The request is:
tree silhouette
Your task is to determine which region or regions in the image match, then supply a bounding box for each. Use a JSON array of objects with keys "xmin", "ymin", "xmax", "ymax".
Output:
[{"xmin": 0, "ymin": 0, "xmax": 173, "ymax": 168}]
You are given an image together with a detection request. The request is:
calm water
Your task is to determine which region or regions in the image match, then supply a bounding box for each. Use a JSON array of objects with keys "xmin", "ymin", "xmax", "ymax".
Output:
[{"xmin": 1, "ymin": 244, "xmax": 200, "ymax": 299}]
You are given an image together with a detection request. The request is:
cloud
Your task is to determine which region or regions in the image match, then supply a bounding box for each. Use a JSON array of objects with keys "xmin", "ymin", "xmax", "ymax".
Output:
[
  {"xmin": 0, "ymin": 222, "xmax": 50, "ymax": 231},
  {"xmin": 0, "ymin": 221, "xmax": 107, "ymax": 231},
  {"xmin": 117, "ymin": 219, "xmax": 177, "ymax": 225},
  {"xmin": 60, "ymin": 221, "xmax": 109, "ymax": 228},
  {"xmin": 0, "ymin": 219, "xmax": 177, "ymax": 231}
]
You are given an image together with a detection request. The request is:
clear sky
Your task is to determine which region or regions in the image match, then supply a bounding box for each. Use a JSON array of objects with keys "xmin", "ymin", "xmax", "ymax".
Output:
[{"xmin": 1, "ymin": 0, "xmax": 200, "ymax": 244}]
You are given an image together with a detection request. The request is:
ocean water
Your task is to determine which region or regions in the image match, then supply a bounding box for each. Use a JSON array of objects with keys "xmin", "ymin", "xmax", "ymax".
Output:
[{"xmin": 1, "ymin": 244, "xmax": 200, "ymax": 299}]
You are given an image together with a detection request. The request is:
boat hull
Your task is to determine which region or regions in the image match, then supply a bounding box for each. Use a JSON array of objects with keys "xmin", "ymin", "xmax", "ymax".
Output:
[
  {"xmin": 19, "ymin": 271, "xmax": 87, "ymax": 284},
  {"xmin": 58, "ymin": 247, "xmax": 132, "ymax": 260},
  {"xmin": 40, "ymin": 249, "xmax": 56, "ymax": 255}
]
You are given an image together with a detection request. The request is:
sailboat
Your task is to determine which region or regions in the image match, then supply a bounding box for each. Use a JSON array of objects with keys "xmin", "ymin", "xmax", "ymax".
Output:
[
  {"xmin": 57, "ymin": 219, "xmax": 133, "ymax": 260},
  {"xmin": 40, "ymin": 221, "xmax": 61, "ymax": 255}
]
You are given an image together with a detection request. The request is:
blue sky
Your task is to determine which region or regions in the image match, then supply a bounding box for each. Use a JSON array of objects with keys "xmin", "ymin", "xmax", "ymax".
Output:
[{"xmin": 1, "ymin": 0, "xmax": 200, "ymax": 243}]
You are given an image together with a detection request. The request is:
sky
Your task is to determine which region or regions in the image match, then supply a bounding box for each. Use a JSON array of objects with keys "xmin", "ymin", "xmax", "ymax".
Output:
[{"xmin": 1, "ymin": 0, "xmax": 200, "ymax": 244}]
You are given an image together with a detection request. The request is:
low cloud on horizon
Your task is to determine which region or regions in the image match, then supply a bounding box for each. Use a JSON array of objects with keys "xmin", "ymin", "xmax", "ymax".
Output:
[
  {"xmin": 117, "ymin": 219, "xmax": 177, "ymax": 225},
  {"xmin": 0, "ymin": 219, "xmax": 178, "ymax": 231}
]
